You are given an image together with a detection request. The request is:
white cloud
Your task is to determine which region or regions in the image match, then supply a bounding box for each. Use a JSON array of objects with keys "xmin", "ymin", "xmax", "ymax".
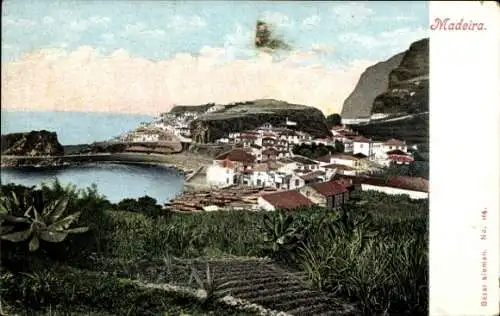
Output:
[
  {"xmin": 42, "ymin": 16, "xmax": 55, "ymax": 24},
  {"xmin": 260, "ymin": 11, "xmax": 294, "ymax": 29},
  {"xmin": 311, "ymin": 43, "xmax": 335, "ymax": 54},
  {"xmin": 222, "ymin": 24, "xmax": 258, "ymax": 59},
  {"xmin": 4, "ymin": 18, "xmax": 37, "ymax": 28},
  {"xmin": 302, "ymin": 15, "xmax": 321, "ymax": 29},
  {"xmin": 331, "ymin": 2, "xmax": 375, "ymax": 26},
  {"xmin": 338, "ymin": 27, "xmax": 428, "ymax": 50},
  {"xmin": 1, "ymin": 46, "xmax": 375, "ymax": 115},
  {"xmin": 120, "ymin": 23, "xmax": 166, "ymax": 39},
  {"xmin": 141, "ymin": 29, "xmax": 166, "ymax": 38},
  {"xmin": 101, "ymin": 32, "xmax": 115, "ymax": 42},
  {"xmin": 375, "ymin": 15, "xmax": 418, "ymax": 22},
  {"xmin": 69, "ymin": 16, "xmax": 111, "ymax": 32},
  {"xmin": 167, "ymin": 15, "xmax": 206, "ymax": 31}
]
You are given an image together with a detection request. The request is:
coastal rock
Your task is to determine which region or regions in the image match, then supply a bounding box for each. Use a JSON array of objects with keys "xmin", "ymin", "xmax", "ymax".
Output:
[
  {"xmin": 372, "ymin": 38, "xmax": 429, "ymax": 115},
  {"xmin": 1, "ymin": 130, "xmax": 64, "ymax": 156},
  {"xmin": 343, "ymin": 38, "xmax": 429, "ymax": 147},
  {"xmin": 341, "ymin": 53, "xmax": 404, "ymax": 120},
  {"xmin": 189, "ymin": 99, "xmax": 330, "ymax": 143}
]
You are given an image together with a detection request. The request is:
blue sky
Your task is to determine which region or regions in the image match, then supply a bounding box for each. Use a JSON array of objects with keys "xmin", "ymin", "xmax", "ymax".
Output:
[
  {"xmin": 2, "ymin": 1, "xmax": 428, "ymax": 64},
  {"xmin": 1, "ymin": 1, "xmax": 429, "ymax": 115}
]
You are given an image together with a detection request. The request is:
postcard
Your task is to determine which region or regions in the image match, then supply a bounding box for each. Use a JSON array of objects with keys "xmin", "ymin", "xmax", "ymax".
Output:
[{"xmin": 1, "ymin": 1, "xmax": 498, "ymax": 316}]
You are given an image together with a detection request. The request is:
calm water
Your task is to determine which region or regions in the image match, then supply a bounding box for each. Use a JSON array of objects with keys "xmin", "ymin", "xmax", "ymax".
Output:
[
  {"xmin": 0, "ymin": 164, "xmax": 184, "ymax": 204},
  {"xmin": 1, "ymin": 110, "xmax": 154, "ymax": 145},
  {"xmin": 1, "ymin": 110, "xmax": 184, "ymax": 203}
]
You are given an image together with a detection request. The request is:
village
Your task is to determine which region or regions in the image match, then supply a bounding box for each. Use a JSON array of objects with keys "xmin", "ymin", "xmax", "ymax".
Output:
[{"xmin": 124, "ymin": 104, "xmax": 430, "ymax": 213}]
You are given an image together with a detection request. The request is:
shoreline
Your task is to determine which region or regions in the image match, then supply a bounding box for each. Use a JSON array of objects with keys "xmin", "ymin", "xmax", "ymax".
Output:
[{"xmin": 0, "ymin": 152, "xmax": 212, "ymax": 181}]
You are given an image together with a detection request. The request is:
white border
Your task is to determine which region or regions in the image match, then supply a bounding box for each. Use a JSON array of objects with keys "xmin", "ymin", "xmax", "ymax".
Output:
[{"xmin": 429, "ymin": 2, "xmax": 500, "ymax": 315}]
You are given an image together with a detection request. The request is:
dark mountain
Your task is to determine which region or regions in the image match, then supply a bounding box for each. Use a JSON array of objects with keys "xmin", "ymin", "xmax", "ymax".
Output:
[
  {"xmin": 342, "ymin": 38, "xmax": 429, "ymax": 147},
  {"xmin": 189, "ymin": 99, "xmax": 330, "ymax": 143},
  {"xmin": 341, "ymin": 53, "xmax": 405, "ymax": 119}
]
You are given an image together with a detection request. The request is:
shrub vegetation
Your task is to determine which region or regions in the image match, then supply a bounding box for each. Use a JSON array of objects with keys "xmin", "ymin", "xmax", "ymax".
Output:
[{"xmin": 0, "ymin": 180, "xmax": 428, "ymax": 315}]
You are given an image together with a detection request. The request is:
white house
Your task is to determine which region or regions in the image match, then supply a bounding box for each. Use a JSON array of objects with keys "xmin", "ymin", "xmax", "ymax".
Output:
[
  {"xmin": 289, "ymin": 174, "xmax": 305, "ymax": 190},
  {"xmin": 249, "ymin": 171, "xmax": 274, "ymax": 187},
  {"xmin": 322, "ymin": 164, "xmax": 357, "ymax": 176},
  {"xmin": 248, "ymin": 145, "xmax": 263, "ymax": 162},
  {"xmin": 131, "ymin": 133, "xmax": 159, "ymax": 142},
  {"xmin": 206, "ymin": 164, "xmax": 237, "ymax": 187},
  {"xmin": 343, "ymin": 139, "xmax": 354, "ymax": 153},
  {"xmin": 370, "ymin": 113, "xmax": 390, "ymax": 120},
  {"xmin": 279, "ymin": 131, "xmax": 300, "ymax": 144},
  {"xmin": 381, "ymin": 139, "xmax": 408, "ymax": 153},
  {"xmin": 206, "ymin": 104, "xmax": 225, "ymax": 113},
  {"xmin": 276, "ymin": 158, "xmax": 298, "ymax": 174},
  {"xmin": 285, "ymin": 117, "xmax": 297, "ymax": 126},
  {"xmin": 317, "ymin": 154, "xmax": 360, "ymax": 168},
  {"xmin": 215, "ymin": 137, "xmax": 230, "ymax": 144},
  {"xmin": 352, "ymin": 136, "xmax": 372, "ymax": 157},
  {"xmin": 313, "ymin": 138, "xmax": 329, "ymax": 146}
]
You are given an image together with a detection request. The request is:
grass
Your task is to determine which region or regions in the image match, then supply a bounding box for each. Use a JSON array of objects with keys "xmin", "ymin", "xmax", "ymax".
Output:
[{"xmin": 1, "ymin": 181, "xmax": 428, "ymax": 315}]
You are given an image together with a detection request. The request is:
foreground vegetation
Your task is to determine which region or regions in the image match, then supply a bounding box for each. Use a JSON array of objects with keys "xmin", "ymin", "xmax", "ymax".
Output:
[{"xmin": 1, "ymin": 180, "xmax": 428, "ymax": 315}]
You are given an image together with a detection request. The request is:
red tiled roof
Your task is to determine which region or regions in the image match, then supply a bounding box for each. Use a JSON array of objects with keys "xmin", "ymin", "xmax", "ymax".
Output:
[
  {"xmin": 261, "ymin": 190, "xmax": 314, "ymax": 210},
  {"xmin": 331, "ymin": 154, "xmax": 359, "ymax": 161},
  {"xmin": 352, "ymin": 153, "xmax": 368, "ymax": 159},
  {"xmin": 387, "ymin": 176, "xmax": 428, "ymax": 192},
  {"xmin": 299, "ymin": 170, "xmax": 325, "ymax": 181},
  {"xmin": 215, "ymin": 149, "xmax": 256, "ymax": 163},
  {"xmin": 352, "ymin": 136, "xmax": 371, "ymax": 143},
  {"xmin": 262, "ymin": 148, "xmax": 279, "ymax": 155},
  {"xmin": 334, "ymin": 175, "xmax": 428, "ymax": 193},
  {"xmin": 240, "ymin": 134, "xmax": 258, "ymax": 140},
  {"xmin": 317, "ymin": 154, "xmax": 331, "ymax": 163},
  {"xmin": 291, "ymin": 156, "xmax": 319, "ymax": 165},
  {"xmin": 309, "ymin": 180, "xmax": 349, "ymax": 197},
  {"xmin": 386, "ymin": 149, "xmax": 409, "ymax": 156},
  {"xmin": 387, "ymin": 156, "xmax": 414, "ymax": 163},
  {"xmin": 384, "ymin": 138, "xmax": 406, "ymax": 146},
  {"xmin": 262, "ymin": 137, "xmax": 276, "ymax": 142},
  {"xmin": 323, "ymin": 164, "xmax": 356, "ymax": 171}
]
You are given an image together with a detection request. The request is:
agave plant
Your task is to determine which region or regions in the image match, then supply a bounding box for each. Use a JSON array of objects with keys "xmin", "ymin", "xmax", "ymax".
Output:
[
  {"xmin": 0, "ymin": 191, "xmax": 88, "ymax": 252},
  {"xmin": 188, "ymin": 264, "xmax": 229, "ymax": 305}
]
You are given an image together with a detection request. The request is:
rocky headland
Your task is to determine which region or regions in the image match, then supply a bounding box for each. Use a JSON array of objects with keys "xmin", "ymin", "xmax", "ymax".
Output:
[{"xmin": 189, "ymin": 99, "xmax": 331, "ymax": 143}]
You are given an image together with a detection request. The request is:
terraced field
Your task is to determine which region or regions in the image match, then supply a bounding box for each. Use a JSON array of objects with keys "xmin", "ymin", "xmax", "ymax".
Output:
[{"xmin": 92, "ymin": 257, "xmax": 358, "ymax": 315}]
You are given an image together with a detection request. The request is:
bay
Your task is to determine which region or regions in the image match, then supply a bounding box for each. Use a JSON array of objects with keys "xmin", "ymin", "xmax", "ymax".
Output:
[
  {"xmin": 1, "ymin": 110, "xmax": 184, "ymax": 204},
  {"xmin": 0, "ymin": 164, "xmax": 184, "ymax": 204}
]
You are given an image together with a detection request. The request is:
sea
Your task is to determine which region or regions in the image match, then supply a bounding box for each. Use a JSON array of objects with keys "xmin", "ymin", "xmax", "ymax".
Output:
[{"xmin": 1, "ymin": 110, "xmax": 184, "ymax": 203}]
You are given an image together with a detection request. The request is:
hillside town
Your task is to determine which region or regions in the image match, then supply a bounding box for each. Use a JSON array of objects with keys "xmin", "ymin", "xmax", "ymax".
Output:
[{"xmin": 134, "ymin": 105, "xmax": 430, "ymax": 213}]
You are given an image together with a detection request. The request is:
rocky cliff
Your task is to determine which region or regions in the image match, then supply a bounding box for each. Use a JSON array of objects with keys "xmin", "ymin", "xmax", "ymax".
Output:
[
  {"xmin": 342, "ymin": 53, "xmax": 405, "ymax": 119},
  {"xmin": 342, "ymin": 38, "xmax": 429, "ymax": 119},
  {"xmin": 342, "ymin": 38, "xmax": 429, "ymax": 147},
  {"xmin": 1, "ymin": 130, "xmax": 64, "ymax": 156},
  {"xmin": 189, "ymin": 99, "xmax": 330, "ymax": 143},
  {"xmin": 372, "ymin": 38, "xmax": 429, "ymax": 114}
]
